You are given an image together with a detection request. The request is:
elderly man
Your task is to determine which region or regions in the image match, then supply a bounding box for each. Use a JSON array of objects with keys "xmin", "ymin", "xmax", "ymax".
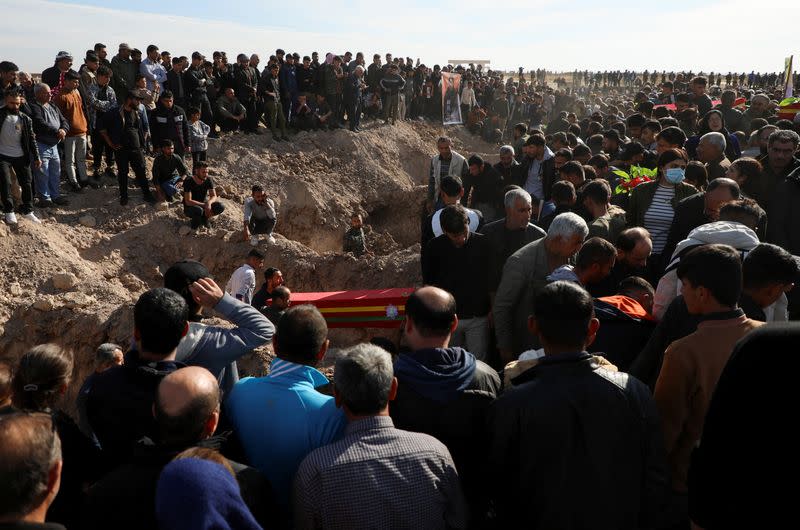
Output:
[
  {"xmin": 587, "ymin": 227, "xmax": 654, "ymax": 297},
  {"xmin": 663, "ymin": 178, "xmax": 744, "ymax": 260},
  {"xmin": 493, "ymin": 212, "xmax": 589, "ymax": 362},
  {"xmin": 494, "ymin": 145, "xmax": 520, "ymax": 187},
  {"xmin": 343, "ymin": 65, "xmax": 366, "ymax": 132},
  {"xmin": 427, "ymin": 136, "xmax": 468, "ymax": 212},
  {"xmin": 215, "ymin": 87, "xmax": 246, "ymax": 132},
  {"xmin": 741, "ymin": 94, "xmax": 771, "ymax": 134},
  {"xmin": 294, "ymin": 343, "xmax": 469, "ymax": 530},
  {"xmin": 41, "ymin": 50, "xmax": 76, "ymax": 100},
  {"xmin": 480, "ymin": 188, "xmax": 546, "ymax": 294},
  {"xmin": 0, "ymin": 90, "xmax": 41, "ymax": 225},
  {"xmin": 29, "ymin": 83, "xmax": 69, "ymax": 207},
  {"xmin": 696, "ymin": 132, "xmax": 731, "ymax": 181},
  {"xmin": 0, "ymin": 413, "xmax": 65, "ymax": 529}
]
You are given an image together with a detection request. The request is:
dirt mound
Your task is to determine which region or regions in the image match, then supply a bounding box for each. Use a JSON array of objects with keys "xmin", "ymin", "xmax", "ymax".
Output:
[{"xmin": 0, "ymin": 120, "xmax": 498, "ymax": 401}]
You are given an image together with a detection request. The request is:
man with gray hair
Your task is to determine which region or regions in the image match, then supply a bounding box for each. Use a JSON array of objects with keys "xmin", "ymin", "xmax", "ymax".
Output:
[
  {"xmin": 76, "ymin": 343, "xmax": 124, "ymax": 439},
  {"xmin": 493, "ymin": 212, "xmax": 588, "ymax": 362},
  {"xmin": 343, "ymin": 64, "xmax": 366, "ymax": 132},
  {"xmin": 28, "ymin": 82, "xmax": 70, "ymax": 207},
  {"xmin": 494, "ymin": 145, "xmax": 520, "ymax": 186},
  {"xmin": 294, "ymin": 343, "xmax": 468, "ymax": 530},
  {"xmin": 0, "ymin": 412, "xmax": 64, "ymax": 528},
  {"xmin": 480, "ymin": 187, "xmax": 546, "ymax": 293},
  {"xmin": 696, "ymin": 131, "xmax": 731, "ymax": 181}
]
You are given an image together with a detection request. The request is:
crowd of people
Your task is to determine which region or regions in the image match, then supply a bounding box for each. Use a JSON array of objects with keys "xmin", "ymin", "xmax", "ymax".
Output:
[{"xmin": 1, "ymin": 42, "xmax": 800, "ymax": 530}]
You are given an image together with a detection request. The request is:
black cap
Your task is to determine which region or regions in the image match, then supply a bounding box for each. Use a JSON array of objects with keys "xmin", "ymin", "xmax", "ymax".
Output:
[
  {"xmin": 85, "ymin": 52, "xmax": 99, "ymax": 62},
  {"xmin": 164, "ymin": 260, "xmax": 212, "ymax": 294},
  {"xmin": 64, "ymin": 71, "xmax": 80, "ymax": 81},
  {"xmin": 192, "ymin": 51, "xmax": 204, "ymax": 60}
]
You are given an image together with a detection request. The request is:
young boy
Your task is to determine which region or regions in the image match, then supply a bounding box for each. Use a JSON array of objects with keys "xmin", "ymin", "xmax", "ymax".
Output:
[
  {"xmin": 343, "ymin": 213, "xmax": 368, "ymax": 257},
  {"xmin": 152, "ymin": 139, "xmax": 188, "ymax": 202},
  {"xmin": 188, "ymin": 106, "xmax": 210, "ymax": 167},
  {"xmin": 134, "ymin": 73, "xmax": 157, "ymax": 110}
]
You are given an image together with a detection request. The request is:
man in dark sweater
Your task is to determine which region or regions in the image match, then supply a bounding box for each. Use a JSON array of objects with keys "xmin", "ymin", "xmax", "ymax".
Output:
[
  {"xmin": 422, "ymin": 204, "xmax": 491, "ymax": 360},
  {"xmin": 150, "ymin": 91, "xmax": 190, "ymax": 157},
  {"xmin": 465, "ymin": 154, "xmax": 504, "ymax": 222},
  {"xmin": 479, "ymin": 187, "xmax": 545, "ymax": 294},
  {"xmin": 151, "ymin": 139, "xmax": 189, "ymax": 202},
  {"xmin": 86, "ymin": 288, "xmax": 189, "ymax": 466}
]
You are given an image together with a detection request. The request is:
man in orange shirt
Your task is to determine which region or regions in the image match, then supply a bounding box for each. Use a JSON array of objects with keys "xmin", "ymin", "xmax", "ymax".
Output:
[{"xmin": 54, "ymin": 71, "xmax": 95, "ymax": 191}]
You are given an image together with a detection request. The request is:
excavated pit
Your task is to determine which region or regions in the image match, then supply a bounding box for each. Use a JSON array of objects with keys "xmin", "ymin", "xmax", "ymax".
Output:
[{"xmin": 0, "ymin": 120, "xmax": 498, "ymax": 406}]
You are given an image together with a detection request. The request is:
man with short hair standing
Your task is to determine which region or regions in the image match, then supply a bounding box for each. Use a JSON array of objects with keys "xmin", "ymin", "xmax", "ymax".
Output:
[
  {"xmin": 54, "ymin": 70, "xmax": 93, "ymax": 191},
  {"xmin": 0, "ymin": 90, "xmax": 41, "ymax": 225},
  {"xmin": 140, "ymin": 44, "xmax": 167, "ymax": 94},
  {"xmin": 489, "ymin": 281, "xmax": 668, "ymax": 529},
  {"xmin": 226, "ymin": 305, "xmax": 347, "ymax": 506},
  {"xmin": 29, "ymin": 83, "xmax": 69, "ymax": 207},
  {"xmin": 295, "ymin": 343, "xmax": 469, "ymax": 530},
  {"xmin": 422, "ymin": 204, "xmax": 492, "ymax": 359},
  {"xmin": 99, "ymin": 90, "xmax": 156, "ymax": 206},
  {"xmin": 111, "ymin": 43, "xmax": 137, "ymax": 101}
]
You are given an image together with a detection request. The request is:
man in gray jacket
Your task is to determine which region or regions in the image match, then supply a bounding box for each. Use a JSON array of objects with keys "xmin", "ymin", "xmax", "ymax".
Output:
[
  {"xmin": 164, "ymin": 259, "xmax": 274, "ymax": 396},
  {"xmin": 493, "ymin": 212, "xmax": 588, "ymax": 363}
]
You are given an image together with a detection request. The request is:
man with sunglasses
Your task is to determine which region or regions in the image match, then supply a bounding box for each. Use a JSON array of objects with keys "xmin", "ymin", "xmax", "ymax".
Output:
[{"xmin": 0, "ymin": 412, "xmax": 64, "ymax": 529}]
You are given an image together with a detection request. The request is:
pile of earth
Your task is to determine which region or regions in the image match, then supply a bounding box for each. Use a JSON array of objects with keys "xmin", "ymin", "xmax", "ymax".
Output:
[{"xmin": 0, "ymin": 119, "xmax": 498, "ymax": 406}]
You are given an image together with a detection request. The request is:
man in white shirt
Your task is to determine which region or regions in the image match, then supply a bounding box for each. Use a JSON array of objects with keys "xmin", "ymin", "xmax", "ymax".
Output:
[{"xmin": 225, "ymin": 249, "xmax": 265, "ymax": 305}]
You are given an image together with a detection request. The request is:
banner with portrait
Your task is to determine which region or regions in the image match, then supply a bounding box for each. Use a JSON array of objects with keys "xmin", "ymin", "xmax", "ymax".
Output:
[{"xmin": 441, "ymin": 72, "xmax": 462, "ymax": 125}]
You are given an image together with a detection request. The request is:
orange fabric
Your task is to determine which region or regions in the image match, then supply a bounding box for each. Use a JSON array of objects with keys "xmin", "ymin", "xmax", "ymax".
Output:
[
  {"xmin": 597, "ymin": 295, "xmax": 655, "ymax": 321},
  {"xmin": 54, "ymin": 90, "xmax": 88, "ymax": 136}
]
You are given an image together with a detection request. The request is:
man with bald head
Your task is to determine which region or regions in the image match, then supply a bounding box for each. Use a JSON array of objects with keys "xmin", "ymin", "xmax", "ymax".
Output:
[
  {"xmin": 0, "ymin": 412, "xmax": 64, "ymax": 529},
  {"xmin": 663, "ymin": 178, "xmax": 743, "ymax": 261},
  {"xmin": 83, "ymin": 366, "xmax": 276, "ymax": 530},
  {"xmin": 391, "ymin": 286, "xmax": 500, "ymax": 525}
]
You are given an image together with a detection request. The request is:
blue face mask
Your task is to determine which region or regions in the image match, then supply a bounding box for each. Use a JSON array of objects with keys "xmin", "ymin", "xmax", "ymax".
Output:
[{"xmin": 665, "ymin": 167, "xmax": 686, "ymax": 184}]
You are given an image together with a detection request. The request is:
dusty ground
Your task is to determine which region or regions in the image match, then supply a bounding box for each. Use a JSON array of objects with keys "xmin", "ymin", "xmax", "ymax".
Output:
[{"xmin": 0, "ymin": 119, "xmax": 497, "ymax": 403}]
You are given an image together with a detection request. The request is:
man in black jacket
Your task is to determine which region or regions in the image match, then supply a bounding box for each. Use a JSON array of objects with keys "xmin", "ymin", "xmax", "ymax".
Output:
[
  {"xmin": 510, "ymin": 134, "xmax": 556, "ymax": 209},
  {"xmin": 489, "ymin": 281, "xmax": 669, "ymax": 529},
  {"xmin": 422, "ymin": 205, "xmax": 491, "ymax": 359},
  {"xmin": 184, "ymin": 52, "xmax": 215, "ymax": 136},
  {"xmin": 391, "ymin": 286, "xmax": 500, "ymax": 526},
  {"xmin": 86, "ymin": 288, "xmax": 189, "ymax": 466},
  {"xmin": 479, "ymin": 187, "xmax": 545, "ymax": 293},
  {"xmin": 0, "ymin": 91, "xmax": 41, "ymax": 225},
  {"xmin": 83, "ymin": 366, "xmax": 278, "ymax": 530},
  {"xmin": 150, "ymin": 91, "xmax": 189, "ymax": 157}
]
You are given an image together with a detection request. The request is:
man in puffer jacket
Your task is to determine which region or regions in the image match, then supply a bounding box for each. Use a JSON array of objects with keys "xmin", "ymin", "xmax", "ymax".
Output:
[
  {"xmin": 654, "ymin": 211, "xmax": 788, "ymax": 321},
  {"xmin": 391, "ymin": 286, "xmax": 500, "ymax": 527}
]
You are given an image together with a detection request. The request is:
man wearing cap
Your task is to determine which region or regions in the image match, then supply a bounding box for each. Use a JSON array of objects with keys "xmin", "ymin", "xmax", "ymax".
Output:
[
  {"xmin": 111, "ymin": 43, "xmax": 137, "ymax": 101},
  {"xmin": 185, "ymin": 51, "xmax": 215, "ymax": 136},
  {"xmin": 41, "ymin": 51, "xmax": 77, "ymax": 100},
  {"xmin": 78, "ymin": 52, "xmax": 100, "ymax": 107},
  {"xmin": 98, "ymin": 89, "xmax": 156, "ymax": 205},
  {"xmin": 163, "ymin": 259, "xmax": 274, "ymax": 395},
  {"xmin": 54, "ymin": 70, "xmax": 94, "ymax": 190}
]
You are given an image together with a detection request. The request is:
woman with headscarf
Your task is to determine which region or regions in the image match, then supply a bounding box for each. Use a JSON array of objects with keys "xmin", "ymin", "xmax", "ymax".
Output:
[{"xmin": 685, "ymin": 109, "xmax": 742, "ymax": 161}]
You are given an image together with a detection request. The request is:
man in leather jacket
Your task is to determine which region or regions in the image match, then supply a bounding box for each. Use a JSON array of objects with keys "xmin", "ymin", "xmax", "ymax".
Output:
[{"xmin": 488, "ymin": 281, "xmax": 669, "ymax": 529}]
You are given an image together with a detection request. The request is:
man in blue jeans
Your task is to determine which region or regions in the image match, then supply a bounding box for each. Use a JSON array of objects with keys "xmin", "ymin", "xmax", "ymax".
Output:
[
  {"xmin": 152, "ymin": 139, "xmax": 188, "ymax": 202},
  {"xmin": 29, "ymin": 83, "xmax": 70, "ymax": 207}
]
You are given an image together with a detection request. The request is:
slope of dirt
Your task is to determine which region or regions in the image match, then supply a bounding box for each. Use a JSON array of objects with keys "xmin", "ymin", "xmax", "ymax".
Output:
[{"xmin": 0, "ymin": 120, "xmax": 498, "ymax": 402}]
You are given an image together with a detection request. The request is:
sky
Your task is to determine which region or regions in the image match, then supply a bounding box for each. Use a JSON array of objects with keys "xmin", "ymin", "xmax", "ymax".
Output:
[{"xmin": 6, "ymin": 0, "xmax": 799, "ymax": 74}]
